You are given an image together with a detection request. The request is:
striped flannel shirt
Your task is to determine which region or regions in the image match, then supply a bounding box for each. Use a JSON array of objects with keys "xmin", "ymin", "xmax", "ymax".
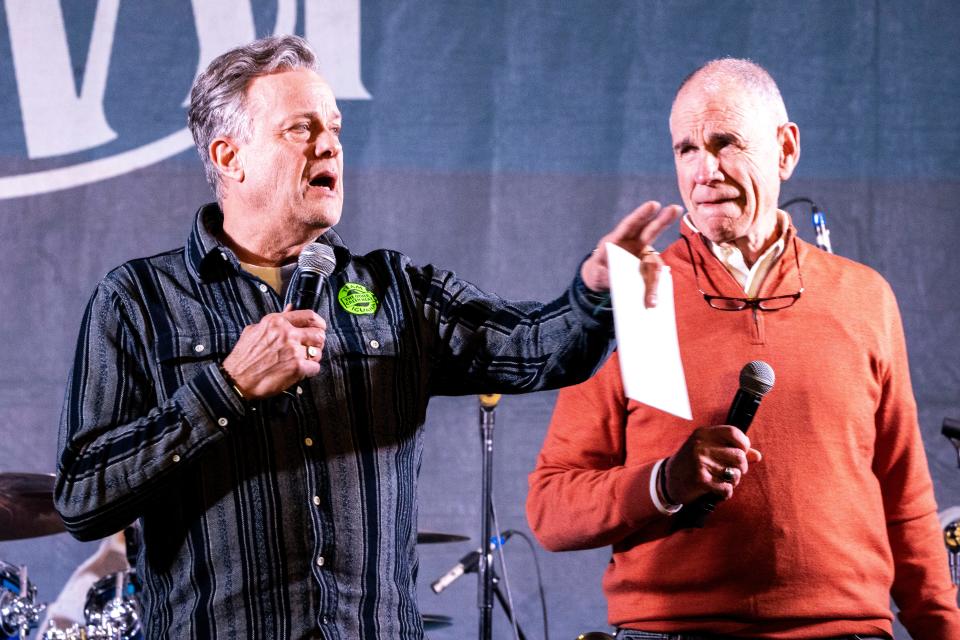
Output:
[{"xmin": 55, "ymin": 203, "xmax": 614, "ymax": 639}]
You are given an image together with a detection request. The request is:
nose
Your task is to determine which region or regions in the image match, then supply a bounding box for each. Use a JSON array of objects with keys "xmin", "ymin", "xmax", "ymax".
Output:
[
  {"xmin": 694, "ymin": 152, "xmax": 722, "ymax": 185},
  {"xmin": 314, "ymin": 130, "xmax": 341, "ymax": 159}
]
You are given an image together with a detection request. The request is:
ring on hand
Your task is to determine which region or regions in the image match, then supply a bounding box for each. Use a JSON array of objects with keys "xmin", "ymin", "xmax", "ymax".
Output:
[
  {"xmin": 720, "ymin": 466, "xmax": 737, "ymax": 483},
  {"xmin": 306, "ymin": 345, "xmax": 319, "ymax": 358},
  {"xmin": 639, "ymin": 247, "xmax": 659, "ymax": 257}
]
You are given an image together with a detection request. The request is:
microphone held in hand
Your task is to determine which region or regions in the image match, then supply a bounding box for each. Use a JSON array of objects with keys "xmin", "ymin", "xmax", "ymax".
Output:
[
  {"xmin": 676, "ymin": 361, "xmax": 775, "ymax": 530},
  {"xmin": 292, "ymin": 243, "xmax": 336, "ymax": 311},
  {"xmin": 724, "ymin": 360, "xmax": 775, "ymax": 432}
]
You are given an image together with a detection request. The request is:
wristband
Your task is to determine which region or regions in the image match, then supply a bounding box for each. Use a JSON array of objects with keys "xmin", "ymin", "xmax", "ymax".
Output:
[{"xmin": 218, "ymin": 363, "xmax": 245, "ymax": 400}]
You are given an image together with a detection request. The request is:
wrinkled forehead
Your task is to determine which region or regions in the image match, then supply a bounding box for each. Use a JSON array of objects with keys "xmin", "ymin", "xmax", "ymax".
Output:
[
  {"xmin": 669, "ymin": 80, "xmax": 776, "ymax": 137},
  {"xmin": 245, "ymin": 68, "xmax": 340, "ymax": 118}
]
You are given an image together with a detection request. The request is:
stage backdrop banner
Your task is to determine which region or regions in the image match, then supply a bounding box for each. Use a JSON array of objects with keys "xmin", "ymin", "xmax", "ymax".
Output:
[{"xmin": 1, "ymin": 2, "xmax": 958, "ymax": 638}]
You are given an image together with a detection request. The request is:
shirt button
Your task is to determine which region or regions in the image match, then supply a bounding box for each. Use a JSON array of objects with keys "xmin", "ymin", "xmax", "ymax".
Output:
[
  {"xmin": 296, "ymin": 386, "xmax": 303, "ymax": 395},
  {"xmin": 172, "ymin": 454, "xmax": 181, "ymax": 463},
  {"xmin": 312, "ymin": 495, "xmax": 321, "ymax": 506},
  {"xmin": 320, "ymin": 614, "xmax": 330, "ymax": 625},
  {"xmin": 217, "ymin": 417, "xmax": 229, "ymax": 427},
  {"xmin": 258, "ymin": 283, "xmax": 269, "ymax": 293},
  {"xmin": 316, "ymin": 556, "xmax": 325, "ymax": 567},
  {"xmin": 370, "ymin": 339, "xmax": 380, "ymax": 349},
  {"xmin": 304, "ymin": 437, "xmax": 314, "ymax": 447},
  {"xmin": 193, "ymin": 344, "xmax": 205, "ymax": 353}
]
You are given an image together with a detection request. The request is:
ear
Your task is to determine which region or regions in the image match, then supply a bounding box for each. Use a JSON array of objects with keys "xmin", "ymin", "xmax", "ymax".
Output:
[
  {"xmin": 209, "ymin": 137, "xmax": 244, "ymax": 185},
  {"xmin": 777, "ymin": 122, "xmax": 800, "ymax": 181}
]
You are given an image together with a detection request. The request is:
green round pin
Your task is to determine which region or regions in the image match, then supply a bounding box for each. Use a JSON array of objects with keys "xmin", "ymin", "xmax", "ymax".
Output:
[{"xmin": 337, "ymin": 282, "xmax": 378, "ymax": 315}]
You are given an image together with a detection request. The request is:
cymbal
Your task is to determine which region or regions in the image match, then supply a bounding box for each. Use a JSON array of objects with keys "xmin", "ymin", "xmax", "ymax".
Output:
[
  {"xmin": 0, "ymin": 472, "xmax": 66, "ymax": 541},
  {"xmin": 416, "ymin": 531, "xmax": 469, "ymax": 544},
  {"xmin": 421, "ymin": 613, "xmax": 453, "ymax": 630}
]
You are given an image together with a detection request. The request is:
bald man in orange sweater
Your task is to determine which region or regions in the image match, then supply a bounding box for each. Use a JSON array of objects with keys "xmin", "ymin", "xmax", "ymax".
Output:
[{"xmin": 527, "ymin": 59, "xmax": 960, "ymax": 640}]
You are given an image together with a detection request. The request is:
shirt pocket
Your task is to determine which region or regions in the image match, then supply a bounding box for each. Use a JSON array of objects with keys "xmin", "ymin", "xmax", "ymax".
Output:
[
  {"xmin": 324, "ymin": 323, "xmax": 399, "ymax": 360},
  {"xmin": 322, "ymin": 324, "xmax": 404, "ymax": 402},
  {"xmin": 151, "ymin": 330, "xmax": 238, "ymax": 401}
]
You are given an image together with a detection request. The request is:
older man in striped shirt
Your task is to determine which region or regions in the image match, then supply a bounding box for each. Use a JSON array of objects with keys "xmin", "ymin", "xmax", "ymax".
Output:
[{"xmin": 54, "ymin": 35, "xmax": 678, "ymax": 639}]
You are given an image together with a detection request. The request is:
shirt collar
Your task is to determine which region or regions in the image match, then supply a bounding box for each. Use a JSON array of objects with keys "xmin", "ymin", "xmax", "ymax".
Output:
[
  {"xmin": 186, "ymin": 202, "xmax": 352, "ymax": 282},
  {"xmin": 682, "ymin": 210, "xmax": 790, "ymax": 296}
]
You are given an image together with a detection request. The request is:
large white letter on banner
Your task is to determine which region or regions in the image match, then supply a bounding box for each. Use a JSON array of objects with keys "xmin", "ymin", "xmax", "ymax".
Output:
[
  {"xmin": 305, "ymin": 0, "xmax": 371, "ymax": 99},
  {"xmin": 5, "ymin": 0, "xmax": 120, "ymax": 158}
]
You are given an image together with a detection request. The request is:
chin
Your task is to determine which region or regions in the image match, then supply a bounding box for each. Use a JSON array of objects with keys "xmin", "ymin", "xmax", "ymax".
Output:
[
  {"xmin": 697, "ymin": 220, "xmax": 739, "ymax": 245},
  {"xmin": 303, "ymin": 204, "xmax": 342, "ymax": 230}
]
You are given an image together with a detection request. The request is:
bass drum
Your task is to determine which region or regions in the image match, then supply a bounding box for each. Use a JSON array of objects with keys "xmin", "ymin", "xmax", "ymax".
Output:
[
  {"xmin": 0, "ymin": 560, "xmax": 39, "ymax": 639},
  {"xmin": 83, "ymin": 570, "xmax": 143, "ymax": 640}
]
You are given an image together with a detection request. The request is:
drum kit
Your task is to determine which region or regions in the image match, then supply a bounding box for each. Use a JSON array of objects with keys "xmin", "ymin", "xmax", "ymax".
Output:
[
  {"xmin": 0, "ymin": 472, "xmax": 142, "ymax": 640},
  {"xmin": 1, "ymin": 472, "xmax": 465, "ymax": 638}
]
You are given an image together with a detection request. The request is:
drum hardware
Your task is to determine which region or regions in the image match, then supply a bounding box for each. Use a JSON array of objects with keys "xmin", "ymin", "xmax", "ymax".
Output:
[
  {"xmin": 945, "ymin": 519, "xmax": 960, "ymax": 586},
  {"xmin": 0, "ymin": 562, "xmax": 45, "ymax": 638},
  {"xmin": 416, "ymin": 531, "xmax": 469, "ymax": 545},
  {"xmin": 421, "ymin": 613, "xmax": 453, "ymax": 630},
  {"xmin": 0, "ymin": 473, "xmax": 65, "ymax": 541},
  {"xmin": 82, "ymin": 570, "xmax": 142, "ymax": 640},
  {"xmin": 41, "ymin": 569, "xmax": 142, "ymax": 640}
]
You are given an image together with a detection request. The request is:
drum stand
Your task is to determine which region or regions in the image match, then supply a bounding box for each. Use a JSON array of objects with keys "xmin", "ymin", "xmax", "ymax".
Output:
[
  {"xmin": 0, "ymin": 565, "xmax": 44, "ymax": 638},
  {"xmin": 476, "ymin": 395, "xmax": 529, "ymax": 640}
]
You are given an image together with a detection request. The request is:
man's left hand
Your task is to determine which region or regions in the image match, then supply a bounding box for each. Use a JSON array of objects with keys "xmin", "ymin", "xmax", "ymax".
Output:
[{"xmin": 581, "ymin": 201, "xmax": 683, "ymax": 308}]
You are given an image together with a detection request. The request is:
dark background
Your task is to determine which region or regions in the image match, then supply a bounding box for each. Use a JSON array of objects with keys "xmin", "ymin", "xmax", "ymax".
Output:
[{"xmin": 0, "ymin": 2, "xmax": 957, "ymax": 638}]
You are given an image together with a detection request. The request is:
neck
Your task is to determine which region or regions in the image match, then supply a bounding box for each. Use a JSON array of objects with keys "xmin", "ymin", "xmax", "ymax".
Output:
[
  {"xmin": 729, "ymin": 210, "xmax": 781, "ymax": 268},
  {"xmin": 219, "ymin": 200, "xmax": 326, "ymax": 267}
]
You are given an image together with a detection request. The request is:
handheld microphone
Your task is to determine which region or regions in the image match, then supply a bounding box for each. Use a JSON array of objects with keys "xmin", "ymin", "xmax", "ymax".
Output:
[
  {"xmin": 430, "ymin": 531, "xmax": 513, "ymax": 594},
  {"xmin": 292, "ymin": 243, "xmax": 336, "ymax": 310},
  {"xmin": 675, "ymin": 361, "xmax": 775, "ymax": 529},
  {"xmin": 724, "ymin": 360, "xmax": 775, "ymax": 431}
]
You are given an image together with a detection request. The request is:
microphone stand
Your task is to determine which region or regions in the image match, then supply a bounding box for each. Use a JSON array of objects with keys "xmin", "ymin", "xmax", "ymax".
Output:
[{"xmin": 477, "ymin": 394, "xmax": 499, "ymax": 640}]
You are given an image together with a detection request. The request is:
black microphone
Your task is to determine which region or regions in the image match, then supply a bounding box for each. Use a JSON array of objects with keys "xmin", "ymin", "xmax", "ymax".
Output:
[
  {"xmin": 675, "ymin": 361, "xmax": 775, "ymax": 529},
  {"xmin": 430, "ymin": 531, "xmax": 514, "ymax": 594},
  {"xmin": 292, "ymin": 243, "xmax": 336, "ymax": 310},
  {"xmin": 942, "ymin": 417, "xmax": 960, "ymax": 442}
]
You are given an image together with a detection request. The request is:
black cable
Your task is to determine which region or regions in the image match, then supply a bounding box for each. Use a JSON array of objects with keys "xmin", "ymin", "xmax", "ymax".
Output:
[
  {"xmin": 490, "ymin": 504, "xmax": 521, "ymax": 640},
  {"xmin": 779, "ymin": 196, "xmax": 820, "ymax": 211},
  {"xmin": 505, "ymin": 529, "xmax": 550, "ymax": 640}
]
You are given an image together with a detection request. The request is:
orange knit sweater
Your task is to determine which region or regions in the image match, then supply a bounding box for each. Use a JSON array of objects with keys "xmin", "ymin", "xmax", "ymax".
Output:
[{"xmin": 527, "ymin": 221, "xmax": 960, "ymax": 639}]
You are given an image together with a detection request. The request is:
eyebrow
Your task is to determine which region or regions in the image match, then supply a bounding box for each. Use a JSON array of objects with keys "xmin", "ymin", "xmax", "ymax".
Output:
[
  {"xmin": 286, "ymin": 110, "xmax": 342, "ymax": 122},
  {"xmin": 673, "ymin": 131, "xmax": 741, "ymax": 152}
]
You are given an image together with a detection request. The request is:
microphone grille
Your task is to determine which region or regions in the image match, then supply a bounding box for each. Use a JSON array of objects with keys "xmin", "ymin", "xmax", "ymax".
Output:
[
  {"xmin": 740, "ymin": 360, "xmax": 775, "ymax": 397},
  {"xmin": 298, "ymin": 243, "xmax": 336, "ymax": 277}
]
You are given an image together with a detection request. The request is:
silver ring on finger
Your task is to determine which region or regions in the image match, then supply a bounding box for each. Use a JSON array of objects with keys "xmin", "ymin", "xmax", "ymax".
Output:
[
  {"xmin": 720, "ymin": 466, "xmax": 737, "ymax": 483},
  {"xmin": 306, "ymin": 345, "xmax": 319, "ymax": 359}
]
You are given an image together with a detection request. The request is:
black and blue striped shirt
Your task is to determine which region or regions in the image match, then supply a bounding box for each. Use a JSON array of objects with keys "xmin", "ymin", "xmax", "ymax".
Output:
[{"xmin": 55, "ymin": 203, "xmax": 612, "ymax": 639}]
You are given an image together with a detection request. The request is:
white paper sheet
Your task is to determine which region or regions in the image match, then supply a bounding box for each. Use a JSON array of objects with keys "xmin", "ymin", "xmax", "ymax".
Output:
[{"xmin": 606, "ymin": 242, "xmax": 691, "ymax": 420}]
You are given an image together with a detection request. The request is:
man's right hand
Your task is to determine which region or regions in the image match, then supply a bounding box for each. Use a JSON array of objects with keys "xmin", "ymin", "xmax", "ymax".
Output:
[
  {"xmin": 221, "ymin": 308, "xmax": 327, "ymax": 399},
  {"xmin": 664, "ymin": 426, "xmax": 762, "ymax": 505}
]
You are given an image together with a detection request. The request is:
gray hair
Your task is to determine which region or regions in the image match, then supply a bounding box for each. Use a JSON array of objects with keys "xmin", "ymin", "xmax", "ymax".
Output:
[
  {"xmin": 187, "ymin": 35, "xmax": 322, "ymax": 198},
  {"xmin": 676, "ymin": 57, "xmax": 789, "ymax": 124}
]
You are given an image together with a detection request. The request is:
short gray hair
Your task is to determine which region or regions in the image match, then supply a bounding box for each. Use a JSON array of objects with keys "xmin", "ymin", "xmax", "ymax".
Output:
[
  {"xmin": 676, "ymin": 57, "xmax": 788, "ymax": 124},
  {"xmin": 187, "ymin": 35, "xmax": 322, "ymax": 198}
]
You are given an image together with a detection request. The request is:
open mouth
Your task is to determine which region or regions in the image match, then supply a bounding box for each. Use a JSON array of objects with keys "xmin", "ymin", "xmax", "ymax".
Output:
[{"xmin": 308, "ymin": 171, "xmax": 338, "ymax": 192}]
